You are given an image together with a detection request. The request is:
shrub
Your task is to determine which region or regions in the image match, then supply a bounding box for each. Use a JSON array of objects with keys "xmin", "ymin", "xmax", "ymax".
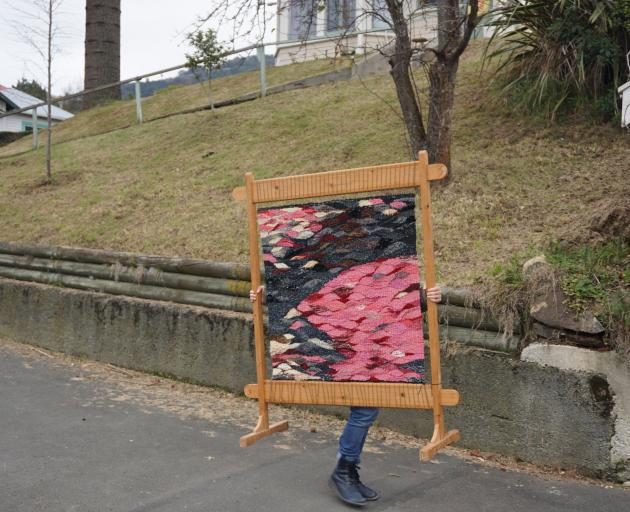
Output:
[{"xmin": 484, "ymin": 0, "xmax": 630, "ymax": 120}]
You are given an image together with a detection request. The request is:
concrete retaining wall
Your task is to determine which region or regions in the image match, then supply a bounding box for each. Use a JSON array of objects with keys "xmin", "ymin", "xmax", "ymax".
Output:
[
  {"xmin": 0, "ymin": 277, "xmax": 620, "ymax": 480},
  {"xmin": 0, "ymin": 278, "xmax": 257, "ymax": 392}
]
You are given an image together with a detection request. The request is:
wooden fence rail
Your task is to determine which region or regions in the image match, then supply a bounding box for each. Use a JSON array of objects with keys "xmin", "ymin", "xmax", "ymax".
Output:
[
  {"xmin": 0, "ymin": 253, "xmax": 250, "ymax": 297},
  {"xmin": 0, "ymin": 241, "xmax": 521, "ymax": 352},
  {"xmin": 0, "ymin": 242, "xmax": 250, "ymax": 280}
]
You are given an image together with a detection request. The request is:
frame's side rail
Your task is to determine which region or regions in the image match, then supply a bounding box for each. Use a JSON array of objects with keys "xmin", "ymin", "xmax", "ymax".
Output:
[
  {"xmin": 232, "ymin": 161, "xmax": 447, "ymax": 203},
  {"xmin": 417, "ymin": 152, "xmax": 460, "ymax": 461},
  {"xmin": 244, "ymin": 381, "xmax": 460, "ymax": 409},
  {"xmin": 245, "ymin": 173, "xmax": 269, "ymax": 425},
  {"xmin": 240, "ymin": 173, "xmax": 289, "ymax": 448}
]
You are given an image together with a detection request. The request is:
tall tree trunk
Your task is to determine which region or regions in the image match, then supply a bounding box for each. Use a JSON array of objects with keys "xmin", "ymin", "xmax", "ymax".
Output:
[
  {"xmin": 46, "ymin": 0, "xmax": 53, "ymax": 180},
  {"xmin": 83, "ymin": 0, "xmax": 121, "ymax": 109},
  {"xmin": 427, "ymin": 58, "xmax": 459, "ymax": 181}
]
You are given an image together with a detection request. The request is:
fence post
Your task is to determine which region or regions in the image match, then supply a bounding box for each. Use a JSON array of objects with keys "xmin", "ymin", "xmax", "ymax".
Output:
[
  {"xmin": 257, "ymin": 45, "xmax": 267, "ymax": 98},
  {"xmin": 134, "ymin": 80, "xmax": 143, "ymax": 123},
  {"xmin": 32, "ymin": 107, "xmax": 39, "ymax": 149}
]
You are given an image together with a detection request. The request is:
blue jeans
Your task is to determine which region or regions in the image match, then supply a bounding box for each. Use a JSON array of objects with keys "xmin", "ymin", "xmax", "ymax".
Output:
[{"xmin": 338, "ymin": 407, "xmax": 380, "ymax": 463}]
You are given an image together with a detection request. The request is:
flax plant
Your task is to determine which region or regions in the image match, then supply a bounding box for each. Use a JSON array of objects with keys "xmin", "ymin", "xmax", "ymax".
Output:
[{"xmin": 484, "ymin": 0, "xmax": 630, "ymax": 120}]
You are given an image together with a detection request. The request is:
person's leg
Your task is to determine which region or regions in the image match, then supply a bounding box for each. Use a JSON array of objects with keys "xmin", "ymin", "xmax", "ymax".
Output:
[
  {"xmin": 338, "ymin": 407, "xmax": 380, "ymax": 463},
  {"xmin": 330, "ymin": 407, "xmax": 380, "ymax": 505}
]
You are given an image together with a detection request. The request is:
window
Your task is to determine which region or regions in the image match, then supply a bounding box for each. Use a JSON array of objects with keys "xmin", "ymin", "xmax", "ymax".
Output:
[
  {"xmin": 289, "ymin": 1, "xmax": 318, "ymax": 40},
  {"xmin": 0, "ymin": 99, "xmax": 6, "ymax": 114},
  {"xmin": 369, "ymin": 0, "xmax": 438, "ymax": 32},
  {"xmin": 370, "ymin": 0, "xmax": 391, "ymax": 30},
  {"xmin": 326, "ymin": 0, "xmax": 356, "ymax": 33}
]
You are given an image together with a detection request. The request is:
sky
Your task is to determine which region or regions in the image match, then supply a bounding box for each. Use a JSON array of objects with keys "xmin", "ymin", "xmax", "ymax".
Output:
[{"xmin": 0, "ymin": 0, "xmax": 277, "ymax": 95}]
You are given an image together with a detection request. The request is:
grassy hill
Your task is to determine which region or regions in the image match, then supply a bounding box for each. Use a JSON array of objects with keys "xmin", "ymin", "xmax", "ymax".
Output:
[
  {"xmin": 0, "ymin": 58, "xmax": 343, "ymax": 157},
  {"xmin": 0, "ymin": 43, "xmax": 628, "ymax": 289}
]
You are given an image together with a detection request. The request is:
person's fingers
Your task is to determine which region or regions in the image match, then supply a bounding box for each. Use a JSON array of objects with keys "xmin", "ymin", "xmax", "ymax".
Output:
[
  {"xmin": 426, "ymin": 286, "xmax": 441, "ymax": 303},
  {"xmin": 250, "ymin": 286, "xmax": 264, "ymax": 302}
]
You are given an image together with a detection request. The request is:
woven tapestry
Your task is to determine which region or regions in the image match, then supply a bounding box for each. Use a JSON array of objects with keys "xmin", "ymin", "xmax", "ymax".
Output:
[{"xmin": 258, "ymin": 194, "xmax": 424, "ymax": 383}]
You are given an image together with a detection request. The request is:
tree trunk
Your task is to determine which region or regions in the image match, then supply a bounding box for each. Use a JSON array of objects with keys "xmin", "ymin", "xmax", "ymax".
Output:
[
  {"xmin": 427, "ymin": 57, "xmax": 459, "ymax": 181},
  {"xmin": 83, "ymin": 0, "xmax": 121, "ymax": 109},
  {"xmin": 46, "ymin": 0, "xmax": 53, "ymax": 180},
  {"xmin": 385, "ymin": 0, "xmax": 427, "ymax": 158},
  {"xmin": 389, "ymin": 57, "xmax": 428, "ymax": 157}
]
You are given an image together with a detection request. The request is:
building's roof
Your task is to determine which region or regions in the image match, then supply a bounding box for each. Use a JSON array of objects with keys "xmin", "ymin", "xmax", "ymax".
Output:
[{"xmin": 0, "ymin": 85, "xmax": 73, "ymax": 120}]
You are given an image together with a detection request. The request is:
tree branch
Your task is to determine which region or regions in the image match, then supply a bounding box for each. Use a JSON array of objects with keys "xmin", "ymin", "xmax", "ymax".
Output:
[{"xmin": 448, "ymin": 0, "xmax": 479, "ymax": 62}]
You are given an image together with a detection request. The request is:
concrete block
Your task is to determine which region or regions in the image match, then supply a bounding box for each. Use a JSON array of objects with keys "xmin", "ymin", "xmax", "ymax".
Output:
[
  {"xmin": 522, "ymin": 343, "xmax": 630, "ymax": 482},
  {"xmin": 0, "ymin": 278, "xmax": 258, "ymax": 392}
]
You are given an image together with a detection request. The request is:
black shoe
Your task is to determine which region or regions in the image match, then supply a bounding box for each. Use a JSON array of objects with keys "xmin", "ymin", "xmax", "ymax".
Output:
[
  {"xmin": 329, "ymin": 458, "xmax": 367, "ymax": 506},
  {"xmin": 349, "ymin": 464, "xmax": 380, "ymax": 502}
]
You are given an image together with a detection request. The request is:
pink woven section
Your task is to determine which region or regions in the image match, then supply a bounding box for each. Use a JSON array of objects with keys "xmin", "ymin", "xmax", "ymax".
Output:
[{"xmin": 296, "ymin": 257, "xmax": 423, "ymax": 382}]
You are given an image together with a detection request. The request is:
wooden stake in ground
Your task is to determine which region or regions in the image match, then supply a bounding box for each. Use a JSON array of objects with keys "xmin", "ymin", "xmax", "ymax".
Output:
[{"xmin": 233, "ymin": 152, "xmax": 460, "ymax": 460}]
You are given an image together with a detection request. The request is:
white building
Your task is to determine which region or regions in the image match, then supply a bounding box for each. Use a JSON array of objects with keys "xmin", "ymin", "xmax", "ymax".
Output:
[
  {"xmin": 274, "ymin": 1, "xmax": 440, "ymax": 66},
  {"xmin": 275, "ymin": 1, "xmax": 495, "ymax": 66},
  {"xmin": 0, "ymin": 85, "xmax": 73, "ymax": 134}
]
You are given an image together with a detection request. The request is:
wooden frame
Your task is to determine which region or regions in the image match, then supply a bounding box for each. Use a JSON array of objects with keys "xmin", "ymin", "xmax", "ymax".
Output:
[{"xmin": 232, "ymin": 151, "xmax": 460, "ymax": 460}]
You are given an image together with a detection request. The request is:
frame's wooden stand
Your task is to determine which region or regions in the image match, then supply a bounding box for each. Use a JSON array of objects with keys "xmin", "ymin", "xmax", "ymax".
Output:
[{"xmin": 233, "ymin": 151, "xmax": 460, "ymax": 460}]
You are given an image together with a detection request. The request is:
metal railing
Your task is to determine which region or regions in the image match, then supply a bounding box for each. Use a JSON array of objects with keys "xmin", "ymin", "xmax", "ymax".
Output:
[{"xmin": 0, "ymin": 42, "xmax": 268, "ymax": 149}]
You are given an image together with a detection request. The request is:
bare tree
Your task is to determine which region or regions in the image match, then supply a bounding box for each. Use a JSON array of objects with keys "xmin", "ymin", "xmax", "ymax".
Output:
[
  {"xmin": 383, "ymin": 0, "xmax": 481, "ymax": 176},
  {"xmin": 9, "ymin": 0, "xmax": 65, "ymax": 181},
  {"xmin": 342, "ymin": 0, "xmax": 482, "ymax": 177},
  {"xmin": 197, "ymin": 1, "xmax": 483, "ymax": 181},
  {"xmin": 83, "ymin": 0, "xmax": 121, "ymax": 109}
]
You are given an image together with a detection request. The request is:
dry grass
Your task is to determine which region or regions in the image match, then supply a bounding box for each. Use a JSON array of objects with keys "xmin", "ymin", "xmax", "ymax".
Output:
[{"xmin": 0, "ymin": 43, "xmax": 628, "ymax": 286}]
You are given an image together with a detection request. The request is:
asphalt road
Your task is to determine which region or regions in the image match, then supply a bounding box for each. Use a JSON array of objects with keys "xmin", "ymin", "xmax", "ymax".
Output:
[{"xmin": 1, "ymin": 343, "xmax": 628, "ymax": 512}]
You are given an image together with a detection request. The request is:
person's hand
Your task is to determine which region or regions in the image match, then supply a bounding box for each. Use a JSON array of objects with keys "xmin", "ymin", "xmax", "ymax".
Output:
[
  {"xmin": 426, "ymin": 286, "xmax": 441, "ymax": 303},
  {"xmin": 249, "ymin": 285, "xmax": 264, "ymax": 303}
]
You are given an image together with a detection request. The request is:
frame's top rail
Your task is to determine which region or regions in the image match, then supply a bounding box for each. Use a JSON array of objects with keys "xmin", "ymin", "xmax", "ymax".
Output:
[{"xmin": 232, "ymin": 159, "xmax": 447, "ymax": 203}]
